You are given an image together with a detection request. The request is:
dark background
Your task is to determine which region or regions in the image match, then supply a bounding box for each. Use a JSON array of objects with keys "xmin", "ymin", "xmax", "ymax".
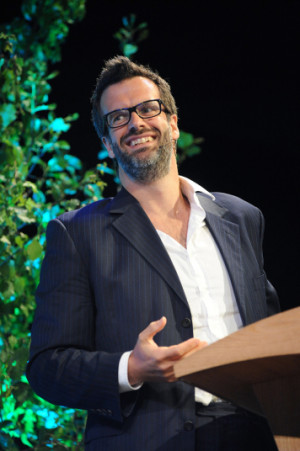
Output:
[{"xmin": 3, "ymin": 1, "xmax": 299, "ymax": 310}]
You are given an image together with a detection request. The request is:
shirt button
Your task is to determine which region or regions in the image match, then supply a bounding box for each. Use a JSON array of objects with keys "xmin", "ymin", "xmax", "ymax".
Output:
[
  {"xmin": 184, "ymin": 420, "xmax": 194, "ymax": 431},
  {"xmin": 181, "ymin": 317, "xmax": 192, "ymax": 328}
]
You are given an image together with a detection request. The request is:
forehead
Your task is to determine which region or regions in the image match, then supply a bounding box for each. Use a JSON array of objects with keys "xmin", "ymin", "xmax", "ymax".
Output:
[{"xmin": 100, "ymin": 76, "xmax": 160, "ymax": 114}]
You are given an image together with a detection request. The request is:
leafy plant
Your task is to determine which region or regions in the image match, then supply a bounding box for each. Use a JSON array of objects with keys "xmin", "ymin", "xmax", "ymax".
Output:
[
  {"xmin": 114, "ymin": 13, "xmax": 149, "ymax": 58},
  {"xmin": 0, "ymin": 1, "xmax": 98, "ymax": 448},
  {"xmin": 177, "ymin": 131, "xmax": 204, "ymax": 165}
]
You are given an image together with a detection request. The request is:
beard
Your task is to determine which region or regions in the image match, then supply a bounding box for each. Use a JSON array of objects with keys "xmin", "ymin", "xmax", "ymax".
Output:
[{"xmin": 109, "ymin": 126, "xmax": 174, "ymax": 184}]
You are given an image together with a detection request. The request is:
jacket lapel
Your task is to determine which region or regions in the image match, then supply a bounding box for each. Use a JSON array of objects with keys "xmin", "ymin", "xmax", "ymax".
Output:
[
  {"xmin": 108, "ymin": 188, "xmax": 247, "ymax": 321},
  {"xmin": 109, "ymin": 189, "xmax": 188, "ymax": 307},
  {"xmin": 196, "ymin": 193, "xmax": 247, "ymax": 324}
]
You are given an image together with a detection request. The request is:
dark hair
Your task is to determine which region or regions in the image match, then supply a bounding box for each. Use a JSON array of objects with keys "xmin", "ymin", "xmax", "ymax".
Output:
[{"xmin": 91, "ymin": 56, "xmax": 178, "ymax": 138}]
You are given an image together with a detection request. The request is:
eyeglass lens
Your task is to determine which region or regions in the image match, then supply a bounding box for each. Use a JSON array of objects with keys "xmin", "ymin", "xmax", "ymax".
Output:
[{"xmin": 107, "ymin": 100, "xmax": 161, "ymax": 128}]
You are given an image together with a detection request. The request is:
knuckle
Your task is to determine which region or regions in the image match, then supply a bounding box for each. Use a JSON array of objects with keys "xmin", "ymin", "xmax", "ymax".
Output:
[
  {"xmin": 138, "ymin": 330, "xmax": 147, "ymax": 342},
  {"xmin": 172, "ymin": 347, "xmax": 182, "ymax": 359},
  {"xmin": 153, "ymin": 353, "xmax": 163, "ymax": 365}
]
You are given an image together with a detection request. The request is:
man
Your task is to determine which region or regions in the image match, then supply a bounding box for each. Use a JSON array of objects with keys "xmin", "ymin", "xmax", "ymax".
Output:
[{"xmin": 27, "ymin": 56, "xmax": 280, "ymax": 450}]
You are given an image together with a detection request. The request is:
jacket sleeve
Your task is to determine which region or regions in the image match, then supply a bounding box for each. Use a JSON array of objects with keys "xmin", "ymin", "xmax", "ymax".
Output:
[
  {"xmin": 257, "ymin": 208, "xmax": 281, "ymax": 317},
  {"xmin": 26, "ymin": 218, "xmax": 127, "ymax": 423}
]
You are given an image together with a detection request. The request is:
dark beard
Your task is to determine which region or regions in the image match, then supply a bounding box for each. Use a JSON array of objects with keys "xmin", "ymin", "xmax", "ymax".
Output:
[{"xmin": 110, "ymin": 127, "xmax": 173, "ymax": 184}]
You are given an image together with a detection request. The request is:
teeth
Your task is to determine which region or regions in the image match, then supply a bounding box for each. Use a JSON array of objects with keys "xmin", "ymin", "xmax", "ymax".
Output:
[{"xmin": 130, "ymin": 137, "xmax": 154, "ymax": 146}]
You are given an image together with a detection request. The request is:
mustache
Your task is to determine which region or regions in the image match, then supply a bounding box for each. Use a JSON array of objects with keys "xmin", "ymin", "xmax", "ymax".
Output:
[{"xmin": 120, "ymin": 127, "xmax": 159, "ymax": 145}]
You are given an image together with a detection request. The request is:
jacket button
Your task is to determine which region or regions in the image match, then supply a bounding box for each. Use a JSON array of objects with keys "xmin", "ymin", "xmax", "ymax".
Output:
[
  {"xmin": 184, "ymin": 420, "xmax": 194, "ymax": 431},
  {"xmin": 182, "ymin": 317, "xmax": 192, "ymax": 328}
]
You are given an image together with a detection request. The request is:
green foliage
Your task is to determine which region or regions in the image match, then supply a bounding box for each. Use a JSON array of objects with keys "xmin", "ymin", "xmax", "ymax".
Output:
[
  {"xmin": 0, "ymin": 1, "xmax": 99, "ymax": 448},
  {"xmin": 114, "ymin": 14, "xmax": 149, "ymax": 58},
  {"xmin": 177, "ymin": 130, "xmax": 203, "ymax": 165},
  {"xmin": 0, "ymin": 6, "xmax": 203, "ymax": 449}
]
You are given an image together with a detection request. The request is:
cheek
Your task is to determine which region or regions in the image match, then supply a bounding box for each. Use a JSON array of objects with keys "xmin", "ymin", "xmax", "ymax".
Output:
[{"xmin": 102, "ymin": 136, "xmax": 116, "ymax": 158}]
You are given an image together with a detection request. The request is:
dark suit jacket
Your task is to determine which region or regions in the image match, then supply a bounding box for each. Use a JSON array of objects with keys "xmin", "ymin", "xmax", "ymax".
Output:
[{"xmin": 26, "ymin": 187, "xmax": 280, "ymax": 450}]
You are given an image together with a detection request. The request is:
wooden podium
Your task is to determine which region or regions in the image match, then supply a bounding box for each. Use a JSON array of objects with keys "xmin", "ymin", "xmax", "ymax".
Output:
[{"xmin": 174, "ymin": 307, "xmax": 300, "ymax": 451}]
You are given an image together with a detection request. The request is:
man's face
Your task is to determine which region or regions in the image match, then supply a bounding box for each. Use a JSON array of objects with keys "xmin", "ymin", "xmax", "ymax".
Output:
[{"xmin": 100, "ymin": 77, "xmax": 179, "ymax": 184}]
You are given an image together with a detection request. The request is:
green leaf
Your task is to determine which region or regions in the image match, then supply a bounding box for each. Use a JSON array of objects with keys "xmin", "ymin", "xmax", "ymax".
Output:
[
  {"xmin": 98, "ymin": 149, "xmax": 109, "ymax": 160},
  {"xmin": 33, "ymin": 105, "xmax": 52, "ymax": 113},
  {"xmin": 137, "ymin": 29, "xmax": 149, "ymax": 43},
  {"xmin": 2, "ymin": 281, "xmax": 15, "ymax": 299},
  {"xmin": 185, "ymin": 145, "xmax": 201, "ymax": 157},
  {"xmin": 23, "ymin": 181, "xmax": 38, "ymax": 193},
  {"xmin": 8, "ymin": 336, "xmax": 18, "ymax": 347},
  {"xmin": 97, "ymin": 163, "xmax": 115, "ymax": 175},
  {"xmin": 0, "ymin": 236, "xmax": 11, "ymax": 245},
  {"xmin": 129, "ymin": 14, "xmax": 136, "ymax": 26},
  {"xmin": 64, "ymin": 112, "xmax": 79, "ymax": 122},
  {"xmin": 48, "ymin": 156, "xmax": 65, "ymax": 172},
  {"xmin": 118, "ymin": 28, "xmax": 131, "ymax": 39},
  {"xmin": 15, "ymin": 236, "xmax": 24, "ymax": 247},
  {"xmin": 13, "ymin": 383, "xmax": 32, "ymax": 405},
  {"xmin": 122, "ymin": 16, "xmax": 129, "ymax": 27},
  {"xmin": 0, "ymin": 104, "xmax": 17, "ymax": 129},
  {"xmin": 49, "ymin": 117, "xmax": 70, "ymax": 133},
  {"xmin": 137, "ymin": 22, "xmax": 147, "ymax": 30},
  {"xmin": 20, "ymin": 433, "xmax": 33, "ymax": 448},
  {"xmin": 123, "ymin": 43, "xmax": 138, "ymax": 57},
  {"xmin": 113, "ymin": 31, "xmax": 123, "ymax": 41},
  {"xmin": 177, "ymin": 131, "xmax": 194, "ymax": 148},
  {"xmin": 14, "ymin": 275, "xmax": 26, "ymax": 294},
  {"xmin": 15, "ymin": 208, "xmax": 36, "ymax": 224},
  {"xmin": 33, "ymin": 190, "xmax": 46, "ymax": 203},
  {"xmin": 64, "ymin": 154, "xmax": 82, "ymax": 170},
  {"xmin": 46, "ymin": 70, "xmax": 59, "ymax": 80},
  {"xmin": 26, "ymin": 239, "xmax": 43, "ymax": 260}
]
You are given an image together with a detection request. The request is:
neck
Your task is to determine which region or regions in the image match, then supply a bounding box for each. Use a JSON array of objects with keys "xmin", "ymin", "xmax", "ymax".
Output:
[
  {"xmin": 119, "ymin": 154, "xmax": 184, "ymax": 216},
  {"xmin": 120, "ymin": 154, "xmax": 191, "ymax": 247}
]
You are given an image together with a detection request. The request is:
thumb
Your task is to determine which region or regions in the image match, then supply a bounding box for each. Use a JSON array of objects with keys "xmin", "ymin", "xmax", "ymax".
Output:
[{"xmin": 140, "ymin": 316, "xmax": 167, "ymax": 341}]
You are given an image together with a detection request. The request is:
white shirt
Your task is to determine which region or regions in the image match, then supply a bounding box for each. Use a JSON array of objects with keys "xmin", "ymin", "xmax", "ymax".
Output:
[{"xmin": 119, "ymin": 177, "xmax": 243, "ymax": 404}]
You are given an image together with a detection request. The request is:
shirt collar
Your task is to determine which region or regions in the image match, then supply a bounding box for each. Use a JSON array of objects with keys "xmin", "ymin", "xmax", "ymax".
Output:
[{"xmin": 179, "ymin": 176, "xmax": 215, "ymax": 210}]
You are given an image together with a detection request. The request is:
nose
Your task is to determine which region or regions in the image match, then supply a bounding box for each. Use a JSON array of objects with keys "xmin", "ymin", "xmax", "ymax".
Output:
[{"xmin": 128, "ymin": 111, "xmax": 146, "ymax": 130}]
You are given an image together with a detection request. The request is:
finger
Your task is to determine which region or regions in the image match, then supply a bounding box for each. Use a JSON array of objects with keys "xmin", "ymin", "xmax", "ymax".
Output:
[
  {"xmin": 175, "ymin": 337, "xmax": 207, "ymax": 357},
  {"xmin": 181, "ymin": 339, "xmax": 208, "ymax": 358},
  {"xmin": 161, "ymin": 338, "xmax": 207, "ymax": 361},
  {"xmin": 139, "ymin": 316, "xmax": 167, "ymax": 341}
]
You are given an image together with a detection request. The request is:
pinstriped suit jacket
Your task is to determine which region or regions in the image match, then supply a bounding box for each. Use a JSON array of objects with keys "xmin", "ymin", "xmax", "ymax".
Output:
[{"xmin": 26, "ymin": 187, "xmax": 280, "ymax": 450}]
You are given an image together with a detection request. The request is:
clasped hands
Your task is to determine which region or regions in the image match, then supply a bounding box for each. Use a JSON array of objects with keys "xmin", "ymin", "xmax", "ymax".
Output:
[{"xmin": 128, "ymin": 316, "xmax": 207, "ymax": 386}]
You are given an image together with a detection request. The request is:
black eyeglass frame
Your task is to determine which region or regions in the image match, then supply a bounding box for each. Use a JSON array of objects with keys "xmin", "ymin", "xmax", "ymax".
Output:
[{"xmin": 103, "ymin": 99, "xmax": 169, "ymax": 129}]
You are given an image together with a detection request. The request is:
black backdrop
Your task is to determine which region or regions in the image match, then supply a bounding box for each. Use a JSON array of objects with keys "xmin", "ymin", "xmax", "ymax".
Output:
[{"xmin": 3, "ymin": 1, "xmax": 299, "ymax": 310}]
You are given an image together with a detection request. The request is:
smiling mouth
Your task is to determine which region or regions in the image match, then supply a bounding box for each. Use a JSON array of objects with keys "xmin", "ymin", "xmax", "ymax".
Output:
[{"xmin": 128, "ymin": 136, "xmax": 155, "ymax": 147}]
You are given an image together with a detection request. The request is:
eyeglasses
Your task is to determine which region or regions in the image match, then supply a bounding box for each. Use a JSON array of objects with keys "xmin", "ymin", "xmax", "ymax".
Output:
[{"xmin": 104, "ymin": 99, "xmax": 169, "ymax": 129}]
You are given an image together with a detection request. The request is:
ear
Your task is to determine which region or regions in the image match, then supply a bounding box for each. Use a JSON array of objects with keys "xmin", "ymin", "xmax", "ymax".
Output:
[
  {"xmin": 169, "ymin": 115, "xmax": 180, "ymax": 140},
  {"xmin": 102, "ymin": 136, "xmax": 115, "ymax": 159}
]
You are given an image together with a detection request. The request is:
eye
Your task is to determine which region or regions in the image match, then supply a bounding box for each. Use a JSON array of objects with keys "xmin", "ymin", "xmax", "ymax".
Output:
[
  {"xmin": 139, "ymin": 102, "xmax": 159, "ymax": 116},
  {"xmin": 140, "ymin": 105, "xmax": 153, "ymax": 114},
  {"xmin": 109, "ymin": 110, "xmax": 128, "ymax": 125}
]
